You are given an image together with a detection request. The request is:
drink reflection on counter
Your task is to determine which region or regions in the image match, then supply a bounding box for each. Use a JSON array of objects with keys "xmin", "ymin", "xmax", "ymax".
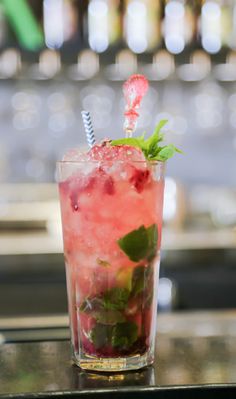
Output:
[{"xmin": 72, "ymin": 366, "xmax": 155, "ymax": 389}]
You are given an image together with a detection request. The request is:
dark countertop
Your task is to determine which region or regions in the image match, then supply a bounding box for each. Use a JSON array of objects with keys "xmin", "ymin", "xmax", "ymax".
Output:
[{"xmin": 1, "ymin": 313, "xmax": 236, "ymax": 399}]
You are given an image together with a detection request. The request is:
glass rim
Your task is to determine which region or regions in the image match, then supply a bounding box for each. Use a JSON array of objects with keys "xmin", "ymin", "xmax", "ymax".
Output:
[{"xmin": 56, "ymin": 159, "xmax": 165, "ymax": 165}]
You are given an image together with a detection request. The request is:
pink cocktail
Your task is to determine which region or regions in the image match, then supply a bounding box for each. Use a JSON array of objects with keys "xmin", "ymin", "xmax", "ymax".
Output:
[{"xmin": 57, "ymin": 144, "xmax": 165, "ymax": 371}]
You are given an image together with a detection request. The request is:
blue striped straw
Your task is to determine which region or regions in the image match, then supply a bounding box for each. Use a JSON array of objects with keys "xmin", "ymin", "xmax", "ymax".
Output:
[{"xmin": 81, "ymin": 110, "xmax": 96, "ymax": 148}]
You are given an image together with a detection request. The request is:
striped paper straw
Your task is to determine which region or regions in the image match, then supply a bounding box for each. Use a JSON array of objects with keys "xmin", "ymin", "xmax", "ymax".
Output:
[{"xmin": 81, "ymin": 110, "xmax": 96, "ymax": 148}]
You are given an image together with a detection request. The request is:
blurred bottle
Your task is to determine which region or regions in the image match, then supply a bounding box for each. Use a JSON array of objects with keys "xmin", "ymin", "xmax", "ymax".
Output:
[
  {"xmin": 0, "ymin": 48, "xmax": 21, "ymax": 78},
  {"xmin": 43, "ymin": 0, "xmax": 78, "ymax": 49},
  {"xmin": 221, "ymin": 0, "xmax": 233, "ymax": 47},
  {"xmin": 87, "ymin": 0, "xmax": 121, "ymax": 53},
  {"xmin": 123, "ymin": 0, "xmax": 161, "ymax": 53},
  {"xmin": 230, "ymin": 0, "xmax": 236, "ymax": 49},
  {"xmin": 200, "ymin": 0, "xmax": 222, "ymax": 54},
  {"xmin": 158, "ymin": 277, "xmax": 178, "ymax": 311},
  {"xmin": 163, "ymin": 0, "xmax": 196, "ymax": 55},
  {"xmin": 39, "ymin": 49, "xmax": 61, "ymax": 77},
  {"xmin": 185, "ymin": 0, "xmax": 200, "ymax": 46}
]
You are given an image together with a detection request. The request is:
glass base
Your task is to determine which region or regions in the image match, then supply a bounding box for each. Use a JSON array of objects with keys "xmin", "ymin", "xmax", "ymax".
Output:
[{"xmin": 73, "ymin": 351, "xmax": 154, "ymax": 372}]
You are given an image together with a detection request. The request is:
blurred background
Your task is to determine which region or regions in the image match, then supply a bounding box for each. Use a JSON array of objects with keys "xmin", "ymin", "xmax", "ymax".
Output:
[{"xmin": 0, "ymin": 0, "xmax": 236, "ymax": 330}]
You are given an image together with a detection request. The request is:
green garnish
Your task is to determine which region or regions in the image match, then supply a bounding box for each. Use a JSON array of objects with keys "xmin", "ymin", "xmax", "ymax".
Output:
[
  {"xmin": 89, "ymin": 321, "xmax": 138, "ymax": 350},
  {"xmin": 146, "ymin": 224, "xmax": 158, "ymax": 261},
  {"xmin": 80, "ymin": 287, "xmax": 130, "ymax": 318},
  {"xmin": 81, "ymin": 261, "xmax": 155, "ymax": 350},
  {"xmin": 111, "ymin": 119, "xmax": 182, "ymax": 161},
  {"xmin": 103, "ymin": 287, "xmax": 130, "ymax": 310},
  {"xmin": 131, "ymin": 265, "xmax": 146, "ymax": 296},
  {"xmin": 94, "ymin": 309, "xmax": 125, "ymax": 325},
  {"xmin": 90, "ymin": 324, "xmax": 113, "ymax": 349},
  {"xmin": 80, "ymin": 292, "xmax": 126, "ymax": 326},
  {"xmin": 117, "ymin": 224, "xmax": 158, "ymax": 262},
  {"xmin": 130, "ymin": 264, "xmax": 154, "ymax": 305},
  {"xmin": 111, "ymin": 322, "xmax": 138, "ymax": 350}
]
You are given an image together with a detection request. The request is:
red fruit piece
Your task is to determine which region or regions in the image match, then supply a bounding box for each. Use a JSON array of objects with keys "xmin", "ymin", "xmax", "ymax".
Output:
[
  {"xmin": 130, "ymin": 168, "xmax": 150, "ymax": 193},
  {"xmin": 123, "ymin": 74, "xmax": 149, "ymax": 109},
  {"xmin": 96, "ymin": 167, "xmax": 115, "ymax": 195},
  {"xmin": 69, "ymin": 176, "xmax": 96, "ymax": 212},
  {"xmin": 85, "ymin": 176, "xmax": 97, "ymax": 191},
  {"xmin": 70, "ymin": 190, "xmax": 79, "ymax": 212},
  {"xmin": 104, "ymin": 176, "xmax": 115, "ymax": 195}
]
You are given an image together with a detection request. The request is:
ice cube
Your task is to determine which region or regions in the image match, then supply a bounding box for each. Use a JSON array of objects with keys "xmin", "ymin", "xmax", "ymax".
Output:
[
  {"xmin": 87, "ymin": 143, "xmax": 146, "ymax": 162},
  {"xmin": 59, "ymin": 149, "xmax": 93, "ymax": 181},
  {"xmin": 62, "ymin": 148, "xmax": 88, "ymax": 162}
]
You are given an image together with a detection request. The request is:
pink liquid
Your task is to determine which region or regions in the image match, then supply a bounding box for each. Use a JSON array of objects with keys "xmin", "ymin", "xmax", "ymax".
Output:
[{"xmin": 59, "ymin": 159, "xmax": 164, "ymax": 359}]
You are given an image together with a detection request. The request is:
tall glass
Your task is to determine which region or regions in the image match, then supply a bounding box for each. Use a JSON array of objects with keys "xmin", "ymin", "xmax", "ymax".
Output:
[{"xmin": 57, "ymin": 159, "xmax": 165, "ymax": 372}]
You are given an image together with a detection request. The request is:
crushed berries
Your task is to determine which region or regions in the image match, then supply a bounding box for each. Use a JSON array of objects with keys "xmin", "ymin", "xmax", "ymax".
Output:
[
  {"xmin": 104, "ymin": 176, "xmax": 115, "ymax": 195},
  {"xmin": 85, "ymin": 176, "xmax": 96, "ymax": 191},
  {"xmin": 70, "ymin": 190, "xmax": 79, "ymax": 212},
  {"xmin": 130, "ymin": 168, "xmax": 150, "ymax": 193}
]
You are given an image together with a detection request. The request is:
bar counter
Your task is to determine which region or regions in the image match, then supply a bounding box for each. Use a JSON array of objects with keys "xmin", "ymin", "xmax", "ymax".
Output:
[{"xmin": 1, "ymin": 312, "xmax": 236, "ymax": 398}]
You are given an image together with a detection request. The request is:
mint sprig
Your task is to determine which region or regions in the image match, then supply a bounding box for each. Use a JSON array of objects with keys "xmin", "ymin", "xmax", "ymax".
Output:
[{"xmin": 111, "ymin": 119, "xmax": 182, "ymax": 161}]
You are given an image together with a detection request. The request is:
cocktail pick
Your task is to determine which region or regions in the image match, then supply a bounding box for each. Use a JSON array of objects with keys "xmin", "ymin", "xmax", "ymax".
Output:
[
  {"xmin": 123, "ymin": 74, "xmax": 149, "ymax": 138},
  {"xmin": 81, "ymin": 110, "xmax": 96, "ymax": 148}
]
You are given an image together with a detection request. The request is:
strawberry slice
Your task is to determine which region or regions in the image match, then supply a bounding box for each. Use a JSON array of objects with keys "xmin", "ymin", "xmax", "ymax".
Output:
[{"xmin": 104, "ymin": 176, "xmax": 115, "ymax": 195}]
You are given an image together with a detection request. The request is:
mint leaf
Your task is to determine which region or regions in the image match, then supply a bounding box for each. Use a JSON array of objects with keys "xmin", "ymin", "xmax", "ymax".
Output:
[
  {"xmin": 103, "ymin": 287, "xmax": 130, "ymax": 310},
  {"xmin": 131, "ymin": 263, "xmax": 155, "ymax": 300},
  {"xmin": 145, "ymin": 119, "xmax": 167, "ymax": 157},
  {"xmin": 110, "ymin": 138, "xmax": 142, "ymax": 148},
  {"xmin": 151, "ymin": 119, "xmax": 168, "ymax": 140},
  {"xmin": 131, "ymin": 265, "xmax": 145, "ymax": 296},
  {"xmin": 90, "ymin": 324, "xmax": 113, "ymax": 349},
  {"xmin": 90, "ymin": 321, "xmax": 138, "ymax": 350},
  {"xmin": 80, "ymin": 291, "xmax": 128, "ymax": 328},
  {"xmin": 146, "ymin": 224, "xmax": 158, "ymax": 260},
  {"xmin": 144, "ymin": 264, "xmax": 154, "ymax": 308},
  {"xmin": 111, "ymin": 322, "xmax": 138, "ymax": 350},
  {"xmin": 152, "ymin": 145, "xmax": 182, "ymax": 161},
  {"xmin": 118, "ymin": 224, "xmax": 158, "ymax": 262},
  {"xmin": 154, "ymin": 144, "xmax": 176, "ymax": 161},
  {"xmin": 94, "ymin": 309, "xmax": 125, "ymax": 325},
  {"xmin": 118, "ymin": 225, "xmax": 149, "ymax": 262},
  {"xmin": 80, "ymin": 296, "xmax": 125, "ymax": 325},
  {"xmin": 111, "ymin": 119, "xmax": 182, "ymax": 161}
]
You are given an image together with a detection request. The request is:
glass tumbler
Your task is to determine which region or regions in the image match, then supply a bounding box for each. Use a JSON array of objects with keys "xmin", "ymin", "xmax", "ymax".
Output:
[{"xmin": 57, "ymin": 159, "xmax": 165, "ymax": 371}]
